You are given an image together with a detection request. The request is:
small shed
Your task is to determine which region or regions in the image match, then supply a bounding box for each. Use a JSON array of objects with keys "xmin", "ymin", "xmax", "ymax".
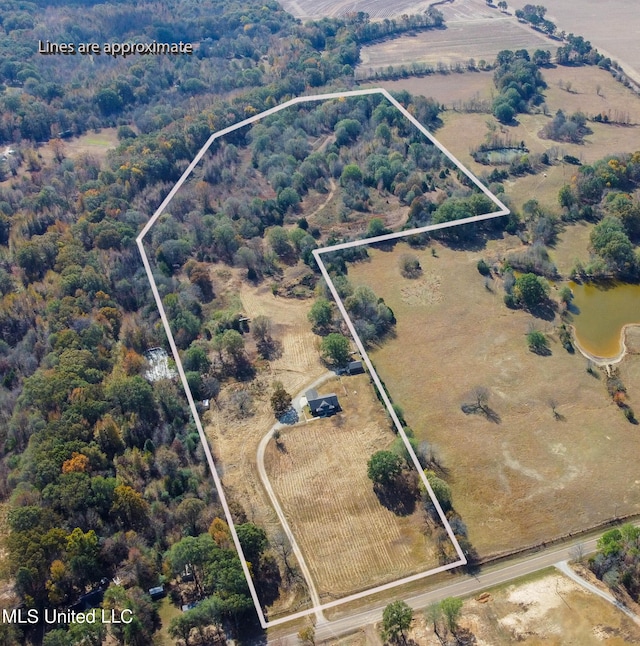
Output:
[
  {"xmin": 347, "ymin": 360, "xmax": 364, "ymax": 375},
  {"xmin": 306, "ymin": 389, "xmax": 340, "ymax": 417},
  {"xmin": 148, "ymin": 585, "xmax": 165, "ymax": 601}
]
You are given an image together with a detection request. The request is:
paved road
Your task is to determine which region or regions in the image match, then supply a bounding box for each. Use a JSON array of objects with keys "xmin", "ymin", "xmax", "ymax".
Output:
[
  {"xmin": 270, "ymin": 527, "xmax": 638, "ymax": 644},
  {"xmin": 256, "ymin": 371, "xmax": 336, "ymax": 624}
]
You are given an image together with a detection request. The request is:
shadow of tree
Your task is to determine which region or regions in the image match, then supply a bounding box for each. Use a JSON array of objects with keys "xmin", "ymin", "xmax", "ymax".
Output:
[
  {"xmin": 454, "ymin": 627, "xmax": 478, "ymax": 645},
  {"xmin": 373, "ymin": 475, "xmax": 418, "ymax": 516},
  {"xmin": 529, "ymin": 344, "xmax": 552, "ymax": 356},
  {"xmin": 461, "ymin": 403, "xmax": 501, "ymax": 424},
  {"xmin": 258, "ymin": 337, "xmax": 283, "ymax": 360}
]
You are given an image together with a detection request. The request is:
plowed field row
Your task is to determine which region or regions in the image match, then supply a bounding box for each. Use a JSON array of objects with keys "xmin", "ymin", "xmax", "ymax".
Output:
[{"xmin": 265, "ymin": 377, "xmax": 439, "ymax": 597}]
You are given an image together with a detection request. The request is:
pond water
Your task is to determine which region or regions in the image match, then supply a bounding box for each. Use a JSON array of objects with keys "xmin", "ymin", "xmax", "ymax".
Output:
[
  {"xmin": 485, "ymin": 148, "xmax": 525, "ymax": 164},
  {"xmin": 568, "ymin": 281, "xmax": 640, "ymax": 358}
]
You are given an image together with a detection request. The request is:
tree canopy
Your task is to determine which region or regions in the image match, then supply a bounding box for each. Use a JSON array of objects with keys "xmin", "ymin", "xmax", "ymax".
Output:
[{"xmin": 367, "ymin": 451, "xmax": 404, "ymax": 487}]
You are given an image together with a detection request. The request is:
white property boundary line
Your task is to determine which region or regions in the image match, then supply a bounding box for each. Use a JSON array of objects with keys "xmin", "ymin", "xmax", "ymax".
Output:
[{"xmin": 136, "ymin": 88, "xmax": 509, "ymax": 629}]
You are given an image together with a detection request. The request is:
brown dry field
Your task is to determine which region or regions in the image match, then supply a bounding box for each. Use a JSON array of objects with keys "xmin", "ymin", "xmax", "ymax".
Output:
[
  {"xmin": 345, "ymin": 241, "xmax": 640, "ymax": 558},
  {"xmin": 358, "ymin": 18, "xmax": 551, "ymax": 74},
  {"xmin": 279, "ymin": 0, "xmax": 433, "ymax": 20},
  {"xmin": 430, "ymin": 65, "xmax": 640, "ymax": 212},
  {"xmin": 366, "ymin": 71, "xmax": 496, "ymax": 109},
  {"xmin": 508, "ymin": 0, "xmax": 640, "ymax": 85},
  {"xmin": 202, "ymin": 268, "xmax": 326, "ymax": 616},
  {"xmin": 264, "ymin": 373, "xmax": 443, "ymax": 599}
]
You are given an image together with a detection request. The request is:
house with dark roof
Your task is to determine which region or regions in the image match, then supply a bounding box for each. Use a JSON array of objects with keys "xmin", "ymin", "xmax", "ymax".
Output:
[{"xmin": 305, "ymin": 388, "xmax": 340, "ymax": 417}]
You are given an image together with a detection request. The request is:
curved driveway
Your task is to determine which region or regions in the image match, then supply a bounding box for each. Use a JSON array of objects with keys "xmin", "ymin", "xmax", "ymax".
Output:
[{"xmin": 256, "ymin": 371, "xmax": 337, "ymax": 624}]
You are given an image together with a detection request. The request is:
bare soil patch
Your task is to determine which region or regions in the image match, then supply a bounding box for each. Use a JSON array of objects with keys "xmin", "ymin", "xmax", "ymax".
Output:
[
  {"xmin": 264, "ymin": 374, "xmax": 441, "ymax": 598},
  {"xmin": 463, "ymin": 570, "xmax": 640, "ymax": 646},
  {"xmin": 346, "ymin": 242, "xmax": 640, "ymax": 558},
  {"xmin": 322, "ymin": 569, "xmax": 640, "ymax": 644}
]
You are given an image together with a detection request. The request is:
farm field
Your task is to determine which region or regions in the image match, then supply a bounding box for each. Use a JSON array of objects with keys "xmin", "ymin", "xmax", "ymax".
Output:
[
  {"xmin": 367, "ymin": 70, "xmax": 495, "ymax": 109},
  {"xmin": 278, "ymin": 0, "xmax": 433, "ymax": 20},
  {"xmin": 507, "ymin": 0, "xmax": 640, "ymax": 85},
  {"xmin": 344, "ymin": 240, "xmax": 640, "ymax": 558},
  {"xmin": 264, "ymin": 373, "xmax": 447, "ymax": 599},
  {"xmin": 356, "ymin": 0, "xmax": 554, "ymax": 76}
]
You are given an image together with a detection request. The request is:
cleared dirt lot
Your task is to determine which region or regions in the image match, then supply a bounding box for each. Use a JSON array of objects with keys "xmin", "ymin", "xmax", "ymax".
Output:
[
  {"xmin": 345, "ymin": 241, "xmax": 640, "ymax": 558},
  {"xmin": 323, "ymin": 568, "xmax": 640, "ymax": 644},
  {"xmin": 264, "ymin": 374, "xmax": 443, "ymax": 599},
  {"xmin": 416, "ymin": 570, "xmax": 640, "ymax": 645}
]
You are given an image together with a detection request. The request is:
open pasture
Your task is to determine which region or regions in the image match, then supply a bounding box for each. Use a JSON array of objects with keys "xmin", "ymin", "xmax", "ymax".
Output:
[
  {"xmin": 428, "ymin": 64, "xmax": 640, "ymax": 211},
  {"xmin": 346, "ymin": 242, "xmax": 640, "ymax": 558},
  {"xmin": 367, "ymin": 70, "xmax": 495, "ymax": 108},
  {"xmin": 264, "ymin": 374, "xmax": 443, "ymax": 598}
]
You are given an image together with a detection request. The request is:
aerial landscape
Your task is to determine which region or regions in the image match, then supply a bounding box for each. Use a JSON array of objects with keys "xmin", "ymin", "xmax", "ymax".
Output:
[{"xmin": 0, "ymin": 0, "xmax": 640, "ymax": 644}]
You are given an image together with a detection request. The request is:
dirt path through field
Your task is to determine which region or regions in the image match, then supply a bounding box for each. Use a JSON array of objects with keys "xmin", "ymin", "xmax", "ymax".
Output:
[{"xmin": 305, "ymin": 178, "xmax": 336, "ymax": 222}]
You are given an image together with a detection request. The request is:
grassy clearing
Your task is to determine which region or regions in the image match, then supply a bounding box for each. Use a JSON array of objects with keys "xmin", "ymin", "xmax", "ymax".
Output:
[
  {"xmin": 155, "ymin": 596, "xmax": 182, "ymax": 646},
  {"xmin": 430, "ymin": 65, "xmax": 640, "ymax": 212},
  {"xmin": 49, "ymin": 128, "xmax": 120, "ymax": 163},
  {"xmin": 346, "ymin": 241, "xmax": 640, "ymax": 558},
  {"xmin": 367, "ymin": 71, "xmax": 495, "ymax": 108},
  {"xmin": 548, "ymin": 221, "xmax": 594, "ymax": 276},
  {"xmin": 0, "ymin": 128, "xmax": 120, "ymax": 187},
  {"xmin": 265, "ymin": 374, "xmax": 442, "ymax": 598}
]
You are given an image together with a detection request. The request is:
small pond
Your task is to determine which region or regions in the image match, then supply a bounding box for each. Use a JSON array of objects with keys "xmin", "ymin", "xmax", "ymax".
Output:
[
  {"xmin": 482, "ymin": 148, "xmax": 526, "ymax": 164},
  {"xmin": 568, "ymin": 281, "xmax": 640, "ymax": 358}
]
